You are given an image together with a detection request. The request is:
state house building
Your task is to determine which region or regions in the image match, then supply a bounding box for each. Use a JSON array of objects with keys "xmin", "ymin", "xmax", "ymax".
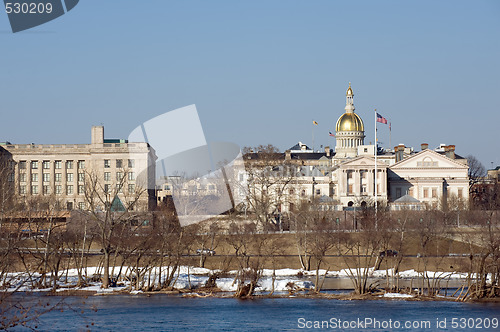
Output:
[
  {"xmin": 0, "ymin": 126, "xmax": 157, "ymax": 212},
  {"xmin": 243, "ymin": 84, "xmax": 469, "ymax": 211}
]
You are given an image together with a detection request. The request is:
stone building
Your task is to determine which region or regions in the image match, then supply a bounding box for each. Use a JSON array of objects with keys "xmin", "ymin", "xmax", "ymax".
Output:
[{"xmin": 0, "ymin": 126, "xmax": 157, "ymax": 212}]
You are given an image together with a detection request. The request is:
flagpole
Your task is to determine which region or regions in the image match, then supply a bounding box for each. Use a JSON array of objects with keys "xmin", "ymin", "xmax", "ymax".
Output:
[
  {"xmin": 374, "ymin": 109, "xmax": 378, "ymax": 228},
  {"xmin": 312, "ymin": 121, "xmax": 315, "ymax": 152},
  {"xmin": 389, "ymin": 121, "xmax": 392, "ymax": 150}
]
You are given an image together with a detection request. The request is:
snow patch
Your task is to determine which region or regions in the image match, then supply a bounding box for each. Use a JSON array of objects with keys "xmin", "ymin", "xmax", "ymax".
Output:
[{"xmin": 383, "ymin": 293, "xmax": 414, "ymax": 298}]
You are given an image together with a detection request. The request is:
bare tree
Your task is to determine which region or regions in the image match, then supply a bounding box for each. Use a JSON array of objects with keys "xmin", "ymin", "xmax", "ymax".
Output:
[
  {"xmin": 83, "ymin": 168, "xmax": 147, "ymax": 288},
  {"xmin": 242, "ymin": 145, "xmax": 295, "ymax": 230},
  {"xmin": 467, "ymin": 155, "xmax": 486, "ymax": 190}
]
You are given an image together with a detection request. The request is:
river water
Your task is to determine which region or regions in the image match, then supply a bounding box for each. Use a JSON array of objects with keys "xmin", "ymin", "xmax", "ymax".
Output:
[{"xmin": 7, "ymin": 294, "xmax": 500, "ymax": 331}]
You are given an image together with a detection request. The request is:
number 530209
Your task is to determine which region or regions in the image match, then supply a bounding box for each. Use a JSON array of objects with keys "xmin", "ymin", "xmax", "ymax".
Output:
[{"xmin": 5, "ymin": 2, "xmax": 53, "ymax": 14}]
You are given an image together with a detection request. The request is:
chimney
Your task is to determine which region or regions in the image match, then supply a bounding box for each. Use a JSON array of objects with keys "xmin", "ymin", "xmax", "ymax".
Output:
[
  {"xmin": 445, "ymin": 145, "xmax": 455, "ymax": 159},
  {"xmin": 395, "ymin": 144, "xmax": 405, "ymax": 162},
  {"xmin": 91, "ymin": 126, "xmax": 104, "ymax": 145},
  {"xmin": 421, "ymin": 143, "xmax": 428, "ymax": 151},
  {"xmin": 324, "ymin": 146, "xmax": 330, "ymax": 157},
  {"xmin": 285, "ymin": 150, "xmax": 291, "ymax": 161}
]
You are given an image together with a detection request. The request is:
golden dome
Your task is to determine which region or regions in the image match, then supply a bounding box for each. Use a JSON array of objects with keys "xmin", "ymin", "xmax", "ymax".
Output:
[{"xmin": 336, "ymin": 112, "xmax": 364, "ymax": 132}]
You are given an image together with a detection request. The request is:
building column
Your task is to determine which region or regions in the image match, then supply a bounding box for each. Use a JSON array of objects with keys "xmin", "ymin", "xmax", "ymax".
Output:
[
  {"xmin": 368, "ymin": 169, "xmax": 374, "ymax": 195},
  {"xmin": 381, "ymin": 169, "xmax": 387, "ymax": 195},
  {"xmin": 353, "ymin": 170, "xmax": 360, "ymax": 195}
]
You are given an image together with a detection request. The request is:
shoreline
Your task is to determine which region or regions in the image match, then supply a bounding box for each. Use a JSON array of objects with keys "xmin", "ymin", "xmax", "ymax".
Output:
[
  {"xmin": 3, "ymin": 266, "xmax": 499, "ymax": 303},
  {"xmin": 12, "ymin": 287, "xmax": 500, "ymax": 303}
]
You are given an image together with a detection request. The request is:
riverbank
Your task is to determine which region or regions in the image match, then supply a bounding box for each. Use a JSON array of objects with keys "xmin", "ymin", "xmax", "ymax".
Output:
[{"xmin": 3, "ymin": 265, "xmax": 498, "ymax": 303}]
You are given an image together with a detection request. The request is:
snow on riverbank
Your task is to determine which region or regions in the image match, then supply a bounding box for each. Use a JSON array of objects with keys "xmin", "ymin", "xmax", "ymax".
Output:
[
  {"xmin": 383, "ymin": 293, "xmax": 414, "ymax": 298},
  {"xmin": 0, "ymin": 266, "xmax": 482, "ymax": 294}
]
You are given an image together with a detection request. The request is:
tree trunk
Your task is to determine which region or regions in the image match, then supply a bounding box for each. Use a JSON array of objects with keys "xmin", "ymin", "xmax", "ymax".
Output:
[{"xmin": 102, "ymin": 250, "xmax": 110, "ymax": 288}]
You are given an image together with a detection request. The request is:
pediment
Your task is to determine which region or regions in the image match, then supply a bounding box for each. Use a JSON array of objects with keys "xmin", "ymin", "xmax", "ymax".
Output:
[
  {"xmin": 389, "ymin": 149, "xmax": 468, "ymax": 170},
  {"xmin": 339, "ymin": 156, "xmax": 387, "ymax": 168}
]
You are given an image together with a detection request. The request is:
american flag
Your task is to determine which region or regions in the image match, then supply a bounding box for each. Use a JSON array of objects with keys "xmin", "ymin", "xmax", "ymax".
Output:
[
  {"xmin": 376, "ymin": 112, "xmax": 388, "ymax": 125},
  {"xmin": 329, "ymin": 131, "xmax": 335, "ymax": 137}
]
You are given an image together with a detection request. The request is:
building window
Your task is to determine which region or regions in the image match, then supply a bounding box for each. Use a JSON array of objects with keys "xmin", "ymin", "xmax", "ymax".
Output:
[
  {"xmin": 348, "ymin": 184, "xmax": 353, "ymax": 194},
  {"xmin": 78, "ymin": 173, "xmax": 85, "ymax": 182},
  {"xmin": 78, "ymin": 202, "xmax": 85, "ymax": 210},
  {"xmin": 128, "ymin": 172, "xmax": 135, "ymax": 181},
  {"xmin": 31, "ymin": 161, "xmax": 38, "ymax": 169},
  {"xmin": 19, "ymin": 161, "xmax": 27, "ymax": 169},
  {"xmin": 315, "ymin": 189, "xmax": 321, "ymax": 195},
  {"xmin": 165, "ymin": 185, "xmax": 171, "ymax": 190},
  {"xmin": 116, "ymin": 184, "xmax": 123, "ymax": 193},
  {"xmin": 78, "ymin": 185, "xmax": 84, "ymax": 195},
  {"xmin": 66, "ymin": 185, "xmax": 74, "ymax": 194},
  {"xmin": 31, "ymin": 185, "xmax": 38, "ymax": 195},
  {"xmin": 128, "ymin": 159, "xmax": 135, "ymax": 168},
  {"xmin": 19, "ymin": 185, "xmax": 26, "ymax": 195},
  {"xmin": 116, "ymin": 172, "xmax": 123, "ymax": 181},
  {"xmin": 67, "ymin": 173, "xmax": 74, "ymax": 182},
  {"xmin": 43, "ymin": 173, "xmax": 50, "ymax": 182},
  {"xmin": 104, "ymin": 160, "xmax": 111, "ymax": 168},
  {"xmin": 128, "ymin": 184, "xmax": 135, "ymax": 193},
  {"xmin": 55, "ymin": 173, "xmax": 62, "ymax": 182},
  {"xmin": 361, "ymin": 185, "xmax": 367, "ymax": 193},
  {"xmin": 104, "ymin": 184, "xmax": 110, "ymax": 193},
  {"xmin": 55, "ymin": 160, "xmax": 62, "ymax": 169},
  {"xmin": 432, "ymin": 188, "xmax": 437, "ymax": 198},
  {"xmin": 56, "ymin": 185, "xmax": 62, "ymax": 195},
  {"xmin": 116, "ymin": 159, "xmax": 123, "ymax": 168},
  {"xmin": 8, "ymin": 173, "xmax": 14, "ymax": 182},
  {"xmin": 104, "ymin": 172, "xmax": 111, "ymax": 181},
  {"xmin": 43, "ymin": 185, "xmax": 50, "ymax": 195},
  {"xmin": 19, "ymin": 173, "xmax": 26, "ymax": 183},
  {"xmin": 423, "ymin": 188, "xmax": 428, "ymax": 198},
  {"xmin": 31, "ymin": 173, "xmax": 38, "ymax": 182},
  {"xmin": 78, "ymin": 160, "xmax": 85, "ymax": 169},
  {"xmin": 66, "ymin": 161, "xmax": 73, "ymax": 169},
  {"xmin": 67, "ymin": 202, "xmax": 73, "ymax": 211},
  {"xmin": 42, "ymin": 161, "xmax": 50, "ymax": 169}
]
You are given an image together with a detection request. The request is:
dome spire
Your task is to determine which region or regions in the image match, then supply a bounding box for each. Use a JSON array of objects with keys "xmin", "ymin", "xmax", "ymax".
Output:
[
  {"xmin": 345, "ymin": 82, "xmax": 355, "ymax": 113},
  {"xmin": 346, "ymin": 82, "xmax": 353, "ymax": 96}
]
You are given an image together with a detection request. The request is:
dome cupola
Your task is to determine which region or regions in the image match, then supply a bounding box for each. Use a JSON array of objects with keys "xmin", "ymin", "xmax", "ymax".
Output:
[{"xmin": 334, "ymin": 83, "xmax": 365, "ymax": 158}]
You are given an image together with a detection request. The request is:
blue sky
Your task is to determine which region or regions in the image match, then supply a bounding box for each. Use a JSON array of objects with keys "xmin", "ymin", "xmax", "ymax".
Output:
[{"xmin": 1, "ymin": 1, "xmax": 499, "ymax": 168}]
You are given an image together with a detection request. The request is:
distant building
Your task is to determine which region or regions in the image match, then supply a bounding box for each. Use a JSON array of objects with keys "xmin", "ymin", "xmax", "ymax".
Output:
[
  {"xmin": 488, "ymin": 166, "xmax": 500, "ymax": 183},
  {"xmin": 0, "ymin": 126, "xmax": 157, "ymax": 212}
]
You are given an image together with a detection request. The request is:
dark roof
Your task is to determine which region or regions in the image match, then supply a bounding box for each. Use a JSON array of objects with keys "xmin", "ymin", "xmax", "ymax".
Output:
[
  {"xmin": 394, "ymin": 195, "xmax": 421, "ymax": 203},
  {"xmin": 435, "ymin": 151, "xmax": 466, "ymax": 160},
  {"xmin": 244, "ymin": 151, "xmax": 334, "ymax": 161},
  {"xmin": 289, "ymin": 142, "xmax": 312, "ymax": 151},
  {"xmin": 290, "ymin": 152, "xmax": 330, "ymax": 160}
]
